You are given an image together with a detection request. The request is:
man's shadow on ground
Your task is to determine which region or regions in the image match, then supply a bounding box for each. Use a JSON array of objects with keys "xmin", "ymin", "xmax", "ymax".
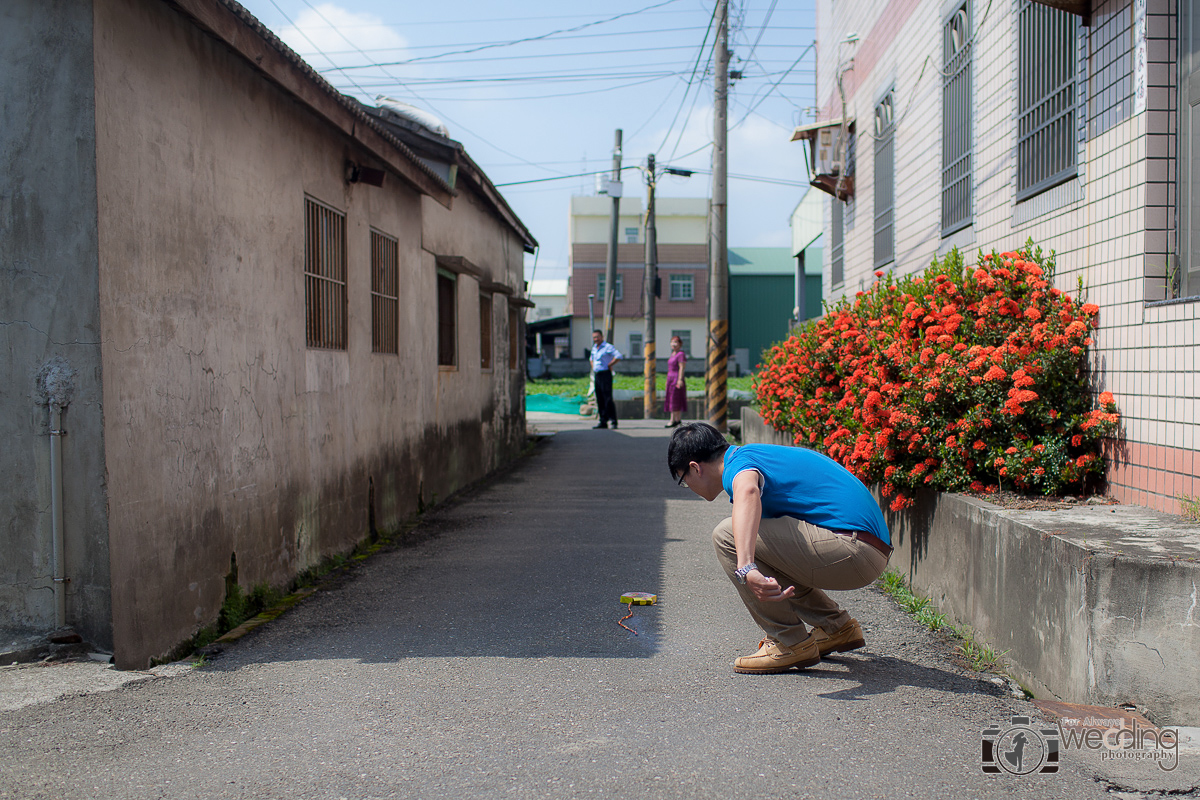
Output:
[{"xmin": 774, "ymin": 653, "xmax": 1009, "ymax": 702}]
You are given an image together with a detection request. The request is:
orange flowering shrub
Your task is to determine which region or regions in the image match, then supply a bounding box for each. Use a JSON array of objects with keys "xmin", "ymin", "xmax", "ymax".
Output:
[{"xmin": 753, "ymin": 244, "xmax": 1120, "ymax": 511}]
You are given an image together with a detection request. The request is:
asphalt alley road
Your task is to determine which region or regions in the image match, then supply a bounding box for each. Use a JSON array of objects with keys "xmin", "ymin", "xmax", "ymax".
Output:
[{"xmin": 0, "ymin": 418, "xmax": 1191, "ymax": 799}]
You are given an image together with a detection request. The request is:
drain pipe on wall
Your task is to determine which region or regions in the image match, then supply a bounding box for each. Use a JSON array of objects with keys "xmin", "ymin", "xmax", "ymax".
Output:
[
  {"xmin": 36, "ymin": 358, "xmax": 76, "ymax": 630},
  {"xmin": 48, "ymin": 400, "xmax": 68, "ymax": 628}
]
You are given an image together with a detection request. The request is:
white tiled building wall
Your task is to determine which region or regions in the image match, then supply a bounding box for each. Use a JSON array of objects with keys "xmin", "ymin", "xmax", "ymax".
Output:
[{"xmin": 814, "ymin": 0, "xmax": 1198, "ymax": 514}]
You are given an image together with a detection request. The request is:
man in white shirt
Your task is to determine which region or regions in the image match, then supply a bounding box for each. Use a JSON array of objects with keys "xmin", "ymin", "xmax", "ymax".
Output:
[{"xmin": 590, "ymin": 330, "xmax": 622, "ymax": 429}]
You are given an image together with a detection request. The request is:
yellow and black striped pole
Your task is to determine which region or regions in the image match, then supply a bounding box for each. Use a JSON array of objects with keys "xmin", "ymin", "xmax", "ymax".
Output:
[
  {"xmin": 706, "ymin": 320, "xmax": 728, "ymax": 430},
  {"xmin": 643, "ymin": 154, "xmax": 658, "ymax": 419},
  {"xmin": 706, "ymin": 0, "xmax": 729, "ymax": 432}
]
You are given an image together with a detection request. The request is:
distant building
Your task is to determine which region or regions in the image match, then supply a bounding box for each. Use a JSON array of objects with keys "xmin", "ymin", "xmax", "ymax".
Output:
[
  {"xmin": 528, "ymin": 279, "xmax": 569, "ymax": 321},
  {"xmin": 728, "ymin": 248, "xmax": 799, "ymax": 373},
  {"xmin": 569, "ymin": 196, "xmax": 709, "ymax": 362},
  {"xmin": 790, "ymin": 189, "xmax": 825, "ymax": 324}
]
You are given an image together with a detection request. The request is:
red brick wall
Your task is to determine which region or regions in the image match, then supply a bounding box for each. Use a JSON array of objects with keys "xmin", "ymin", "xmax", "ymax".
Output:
[{"xmin": 571, "ymin": 243, "xmax": 708, "ymax": 320}]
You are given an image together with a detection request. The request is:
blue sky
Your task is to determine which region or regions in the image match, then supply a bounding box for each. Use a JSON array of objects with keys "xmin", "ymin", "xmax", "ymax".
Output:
[{"xmin": 235, "ymin": 0, "xmax": 818, "ymax": 283}]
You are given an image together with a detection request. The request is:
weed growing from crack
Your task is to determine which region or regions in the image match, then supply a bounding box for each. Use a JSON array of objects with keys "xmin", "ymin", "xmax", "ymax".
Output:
[
  {"xmin": 876, "ymin": 568, "xmax": 1012, "ymax": 675},
  {"xmin": 1178, "ymin": 493, "xmax": 1200, "ymax": 523}
]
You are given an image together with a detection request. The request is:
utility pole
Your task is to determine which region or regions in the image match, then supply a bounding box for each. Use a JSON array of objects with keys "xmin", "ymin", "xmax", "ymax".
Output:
[
  {"xmin": 643, "ymin": 154, "xmax": 658, "ymax": 419},
  {"xmin": 707, "ymin": 0, "xmax": 729, "ymax": 431},
  {"xmin": 603, "ymin": 129, "xmax": 623, "ymax": 345}
]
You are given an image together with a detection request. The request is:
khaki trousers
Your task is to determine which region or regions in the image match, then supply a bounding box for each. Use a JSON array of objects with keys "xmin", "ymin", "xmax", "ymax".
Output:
[{"xmin": 712, "ymin": 516, "xmax": 890, "ymax": 647}]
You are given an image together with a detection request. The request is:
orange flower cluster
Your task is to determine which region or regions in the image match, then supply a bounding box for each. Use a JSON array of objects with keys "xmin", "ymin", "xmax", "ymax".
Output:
[{"xmin": 752, "ymin": 244, "xmax": 1120, "ymax": 511}]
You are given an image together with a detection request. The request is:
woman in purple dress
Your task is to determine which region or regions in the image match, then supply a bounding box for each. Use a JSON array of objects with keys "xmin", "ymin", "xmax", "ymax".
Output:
[{"xmin": 664, "ymin": 335, "xmax": 687, "ymax": 427}]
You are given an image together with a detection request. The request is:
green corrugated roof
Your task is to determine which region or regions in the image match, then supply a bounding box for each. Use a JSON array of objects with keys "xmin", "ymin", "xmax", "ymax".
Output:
[{"xmin": 728, "ymin": 247, "xmax": 794, "ymax": 276}]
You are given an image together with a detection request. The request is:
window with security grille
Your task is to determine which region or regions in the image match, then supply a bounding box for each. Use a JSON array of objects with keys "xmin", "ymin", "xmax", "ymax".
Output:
[
  {"xmin": 479, "ymin": 294, "xmax": 493, "ymax": 369},
  {"xmin": 1179, "ymin": 0, "xmax": 1200, "ymax": 298},
  {"xmin": 370, "ymin": 229, "xmax": 399, "ymax": 354},
  {"xmin": 629, "ymin": 332, "xmax": 643, "ymax": 358},
  {"xmin": 942, "ymin": 1, "xmax": 973, "ymax": 235},
  {"xmin": 437, "ymin": 269, "xmax": 456, "ymax": 367},
  {"xmin": 597, "ymin": 272, "xmax": 623, "ymax": 301},
  {"xmin": 831, "ymin": 199, "xmax": 844, "ymax": 286},
  {"xmin": 1017, "ymin": 1, "xmax": 1079, "ymax": 200},
  {"xmin": 305, "ymin": 197, "xmax": 347, "ymax": 350},
  {"xmin": 873, "ymin": 91, "xmax": 895, "ymax": 269},
  {"xmin": 669, "ymin": 273, "xmax": 694, "ymax": 301}
]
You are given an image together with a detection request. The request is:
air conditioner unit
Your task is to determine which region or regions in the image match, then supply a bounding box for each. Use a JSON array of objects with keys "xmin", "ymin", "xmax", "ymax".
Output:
[{"xmin": 791, "ymin": 118, "xmax": 855, "ymax": 200}]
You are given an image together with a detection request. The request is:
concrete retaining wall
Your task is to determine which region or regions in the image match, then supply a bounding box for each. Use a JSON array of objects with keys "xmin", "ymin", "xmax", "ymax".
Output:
[{"xmin": 741, "ymin": 407, "xmax": 1200, "ymax": 725}]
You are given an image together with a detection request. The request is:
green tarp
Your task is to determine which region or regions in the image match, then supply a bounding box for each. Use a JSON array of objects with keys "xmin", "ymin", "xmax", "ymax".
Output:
[{"xmin": 525, "ymin": 394, "xmax": 588, "ymax": 414}]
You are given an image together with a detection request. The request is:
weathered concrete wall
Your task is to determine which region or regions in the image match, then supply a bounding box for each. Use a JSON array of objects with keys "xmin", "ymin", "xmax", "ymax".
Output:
[
  {"xmin": 742, "ymin": 408, "xmax": 1200, "ymax": 724},
  {"xmin": 91, "ymin": 0, "xmax": 528, "ymax": 667},
  {"xmin": 421, "ymin": 182, "xmax": 527, "ymax": 476},
  {"xmin": 889, "ymin": 493, "xmax": 1200, "ymax": 725},
  {"xmin": 0, "ymin": 0, "xmax": 112, "ymax": 650}
]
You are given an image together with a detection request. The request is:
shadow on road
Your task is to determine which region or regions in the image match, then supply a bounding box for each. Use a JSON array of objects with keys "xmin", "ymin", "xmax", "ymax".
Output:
[{"xmin": 213, "ymin": 429, "xmax": 676, "ymax": 667}]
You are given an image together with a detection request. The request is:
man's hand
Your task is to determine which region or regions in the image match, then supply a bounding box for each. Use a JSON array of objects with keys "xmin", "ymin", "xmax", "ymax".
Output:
[{"xmin": 746, "ymin": 569, "xmax": 795, "ymax": 602}]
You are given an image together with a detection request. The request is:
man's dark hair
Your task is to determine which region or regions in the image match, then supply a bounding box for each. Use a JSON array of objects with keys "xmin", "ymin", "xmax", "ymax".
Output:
[
  {"xmin": 667, "ymin": 422, "xmax": 730, "ymax": 481},
  {"xmin": 593, "ymin": 329, "xmax": 603, "ymax": 337}
]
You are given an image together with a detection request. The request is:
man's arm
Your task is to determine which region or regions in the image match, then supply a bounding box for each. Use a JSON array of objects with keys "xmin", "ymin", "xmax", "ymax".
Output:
[{"xmin": 730, "ymin": 469, "xmax": 795, "ymax": 602}]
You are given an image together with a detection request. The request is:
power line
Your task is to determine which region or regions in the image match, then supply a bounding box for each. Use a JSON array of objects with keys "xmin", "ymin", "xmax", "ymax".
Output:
[
  {"xmin": 742, "ymin": 0, "xmax": 779, "ymax": 67},
  {"xmin": 730, "ymin": 41, "xmax": 814, "ymax": 130},
  {"xmin": 371, "ymin": 0, "xmax": 686, "ymax": 66},
  {"xmin": 290, "ymin": 0, "xmax": 569, "ymax": 179},
  {"xmin": 656, "ymin": 3, "xmax": 719, "ymax": 155}
]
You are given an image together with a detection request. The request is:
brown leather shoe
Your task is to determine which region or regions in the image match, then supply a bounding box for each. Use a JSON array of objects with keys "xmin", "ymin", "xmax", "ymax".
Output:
[
  {"xmin": 733, "ymin": 634, "xmax": 820, "ymax": 673},
  {"xmin": 812, "ymin": 618, "xmax": 866, "ymax": 656}
]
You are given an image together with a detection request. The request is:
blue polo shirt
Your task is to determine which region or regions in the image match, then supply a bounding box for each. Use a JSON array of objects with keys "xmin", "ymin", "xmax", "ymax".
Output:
[
  {"xmin": 721, "ymin": 444, "xmax": 890, "ymax": 545},
  {"xmin": 590, "ymin": 341, "xmax": 622, "ymax": 372}
]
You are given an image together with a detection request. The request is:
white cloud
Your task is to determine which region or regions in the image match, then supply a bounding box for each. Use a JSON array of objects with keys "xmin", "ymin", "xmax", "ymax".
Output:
[{"xmin": 278, "ymin": 4, "xmax": 411, "ymax": 92}]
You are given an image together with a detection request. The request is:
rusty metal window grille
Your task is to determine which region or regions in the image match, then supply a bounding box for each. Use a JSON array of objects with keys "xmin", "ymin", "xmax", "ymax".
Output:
[
  {"xmin": 1017, "ymin": 1, "xmax": 1079, "ymax": 201},
  {"xmin": 304, "ymin": 197, "xmax": 347, "ymax": 350},
  {"xmin": 873, "ymin": 91, "xmax": 896, "ymax": 269},
  {"xmin": 370, "ymin": 229, "xmax": 399, "ymax": 354},
  {"xmin": 437, "ymin": 269, "xmax": 456, "ymax": 367},
  {"xmin": 942, "ymin": 2, "xmax": 973, "ymax": 235},
  {"xmin": 480, "ymin": 294, "xmax": 493, "ymax": 369},
  {"xmin": 508, "ymin": 307, "xmax": 520, "ymax": 369},
  {"xmin": 831, "ymin": 198, "xmax": 844, "ymax": 286}
]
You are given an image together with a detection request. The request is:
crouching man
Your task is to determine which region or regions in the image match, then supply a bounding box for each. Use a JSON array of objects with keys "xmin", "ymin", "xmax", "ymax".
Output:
[{"xmin": 668, "ymin": 422, "xmax": 893, "ymax": 674}]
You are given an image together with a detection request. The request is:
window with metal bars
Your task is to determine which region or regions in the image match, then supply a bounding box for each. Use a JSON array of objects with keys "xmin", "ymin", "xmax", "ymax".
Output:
[
  {"xmin": 597, "ymin": 272, "xmax": 623, "ymax": 301},
  {"xmin": 873, "ymin": 91, "xmax": 896, "ymax": 269},
  {"xmin": 1017, "ymin": 1, "xmax": 1079, "ymax": 201},
  {"xmin": 669, "ymin": 273, "xmax": 694, "ymax": 301},
  {"xmin": 437, "ymin": 269, "xmax": 456, "ymax": 367},
  {"xmin": 942, "ymin": 2, "xmax": 973, "ymax": 235},
  {"xmin": 304, "ymin": 197, "xmax": 347, "ymax": 350},
  {"xmin": 480, "ymin": 294, "xmax": 493, "ymax": 369},
  {"xmin": 370, "ymin": 229, "xmax": 399, "ymax": 355},
  {"xmin": 831, "ymin": 198, "xmax": 844, "ymax": 286}
]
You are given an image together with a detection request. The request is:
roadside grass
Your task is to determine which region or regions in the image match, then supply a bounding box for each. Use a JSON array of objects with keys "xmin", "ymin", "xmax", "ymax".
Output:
[
  {"xmin": 527, "ymin": 374, "xmax": 755, "ymax": 397},
  {"xmin": 160, "ymin": 513, "xmax": 437, "ymax": 667},
  {"xmin": 876, "ymin": 568, "xmax": 1018, "ymax": 680},
  {"xmin": 1178, "ymin": 493, "xmax": 1200, "ymax": 523}
]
